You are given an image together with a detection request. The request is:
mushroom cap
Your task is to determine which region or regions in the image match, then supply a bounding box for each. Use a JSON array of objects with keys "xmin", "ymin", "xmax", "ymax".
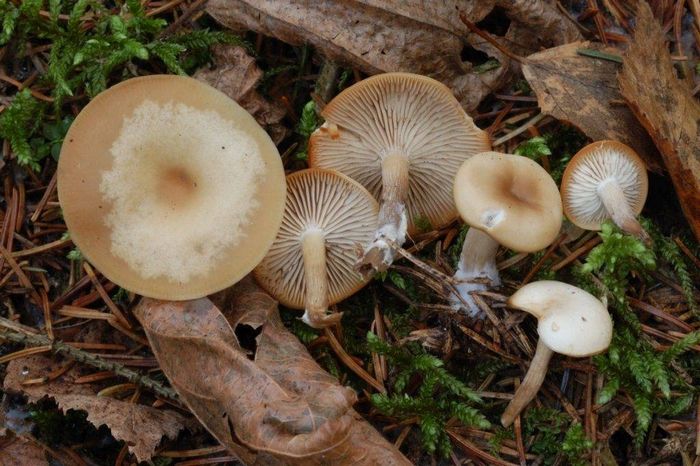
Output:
[
  {"xmin": 57, "ymin": 75, "xmax": 286, "ymax": 300},
  {"xmin": 254, "ymin": 169, "xmax": 379, "ymax": 310},
  {"xmin": 508, "ymin": 281, "xmax": 612, "ymax": 357},
  {"xmin": 308, "ymin": 72, "xmax": 490, "ymax": 235},
  {"xmin": 453, "ymin": 152, "xmax": 563, "ymax": 252},
  {"xmin": 561, "ymin": 140, "xmax": 648, "ymax": 230}
]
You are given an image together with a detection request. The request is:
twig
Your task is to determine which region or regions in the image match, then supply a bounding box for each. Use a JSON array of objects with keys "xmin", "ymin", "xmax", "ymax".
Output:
[{"xmin": 0, "ymin": 317, "xmax": 179, "ymax": 401}]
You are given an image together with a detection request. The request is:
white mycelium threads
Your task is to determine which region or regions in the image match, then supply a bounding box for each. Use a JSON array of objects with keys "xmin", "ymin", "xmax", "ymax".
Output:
[{"xmin": 100, "ymin": 101, "xmax": 264, "ymax": 283}]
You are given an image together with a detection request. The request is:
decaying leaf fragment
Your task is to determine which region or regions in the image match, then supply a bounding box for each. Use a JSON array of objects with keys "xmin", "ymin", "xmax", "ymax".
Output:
[
  {"xmin": 618, "ymin": 3, "xmax": 700, "ymax": 240},
  {"xmin": 135, "ymin": 279, "xmax": 411, "ymax": 465},
  {"xmin": 521, "ymin": 41, "xmax": 661, "ymax": 171},
  {"xmin": 0, "ymin": 436, "xmax": 49, "ymax": 466},
  {"xmin": 194, "ymin": 45, "xmax": 288, "ymax": 144},
  {"xmin": 3, "ymin": 355, "xmax": 188, "ymax": 462},
  {"xmin": 205, "ymin": 0, "xmax": 510, "ymax": 111}
]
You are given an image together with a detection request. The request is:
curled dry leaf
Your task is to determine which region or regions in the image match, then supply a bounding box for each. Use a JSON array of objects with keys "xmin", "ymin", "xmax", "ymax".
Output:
[
  {"xmin": 135, "ymin": 278, "xmax": 411, "ymax": 465},
  {"xmin": 3, "ymin": 355, "xmax": 188, "ymax": 463},
  {"xmin": 497, "ymin": 0, "xmax": 582, "ymax": 52},
  {"xmin": 618, "ymin": 2, "xmax": 700, "ymax": 240},
  {"xmin": 194, "ymin": 45, "xmax": 288, "ymax": 144},
  {"xmin": 205, "ymin": 0, "xmax": 510, "ymax": 111},
  {"xmin": 521, "ymin": 41, "xmax": 662, "ymax": 172},
  {"xmin": 0, "ymin": 436, "xmax": 49, "ymax": 466}
]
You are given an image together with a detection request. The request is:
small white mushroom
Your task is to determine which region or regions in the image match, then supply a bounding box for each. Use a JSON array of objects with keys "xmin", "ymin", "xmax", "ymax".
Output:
[
  {"xmin": 254, "ymin": 169, "xmax": 379, "ymax": 328},
  {"xmin": 561, "ymin": 140, "xmax": 649, "ymax": 240},
  {"xmin": 501, "ymin": 281, "xmax": 613, "ymax": 427},
  {"xmin": 452, "ymin": 152, "xmax": 562, "ymax": 316},
  {"xmin": 309, "ymin": 72, "xmax": 490, "ymax": 275}
]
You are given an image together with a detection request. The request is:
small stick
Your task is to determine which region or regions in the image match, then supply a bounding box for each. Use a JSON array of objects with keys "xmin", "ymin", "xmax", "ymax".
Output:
[{"xmin": 0, "ymin": 317, "xmax": 179, "ymax": 401}]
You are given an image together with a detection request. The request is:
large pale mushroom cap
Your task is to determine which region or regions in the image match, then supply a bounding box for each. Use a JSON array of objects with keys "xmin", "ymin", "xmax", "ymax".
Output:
[
  {"xmin": 57, "ymin": 75, "xmax": 286, "ymax": 300},
  {"xmin": 308, "ymin": 72, "xmax": 490, "ymax": 234},
  {"xmin": 254, "ymin": 169, "xmax": 379, "ymax": 309},
  {"xmin": 561, "ymin": 140, "xmax": 648, "ymax": 230},
  {"xmin": 508, "ymin": 281, "xmax": 612, "ymax": 357},
  {"xmin": 453, "ymin": 152, "xmax": 562, "ymax": 252}
]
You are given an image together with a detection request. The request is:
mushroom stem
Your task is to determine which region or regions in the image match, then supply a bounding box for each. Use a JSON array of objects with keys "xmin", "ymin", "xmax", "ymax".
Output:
[
  {"xmin": 301, "ymin": 228, "xmax": 341, "ymax": 328},
  {"xmin": 501, "ymin": 339, "xmax": 553, "ymax": 427},
  {"xmin": 597, "ymin": 178, "xmax": 649, "ymax": 241},
  {"xmin": 451, "ymin": 228, "xmax": 501, "ymax": 316},
  {"xmin": 357, "ymin": 153, "xmax": 410, "ymax": 275}
]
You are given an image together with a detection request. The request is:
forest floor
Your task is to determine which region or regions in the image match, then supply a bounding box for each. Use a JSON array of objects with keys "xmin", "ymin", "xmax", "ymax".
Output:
[{"xmin": 0, "ymin": 1, "xmax": 699, "ymax": 465}]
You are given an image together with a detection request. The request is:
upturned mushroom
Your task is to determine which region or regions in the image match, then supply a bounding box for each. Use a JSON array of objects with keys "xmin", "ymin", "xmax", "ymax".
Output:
[
  {"xmin": 561, "ymin": 140, "xmax": 649, "ymax": 241},
  {"xmin": 309, "ymin": 72, "xmax": 490, "ymax": 275},
  {"xmin": 452, "ymin": 152, "xmax": 562, "ymax": 315},
  {"xmin": 57, "ymin": 75, "xmax": 286, "ymax": 299},
  {"xmin": 501, "ymin": 280, "xmax": 612, "ymax": 427},
  {"xmin": 254, "ymin": 169, "xmax": 379, "ymax": 328}
]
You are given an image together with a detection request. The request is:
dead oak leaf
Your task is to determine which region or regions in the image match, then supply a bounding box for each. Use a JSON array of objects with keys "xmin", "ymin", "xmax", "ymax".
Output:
[
  {"xmin": 205, "ymin": 0, "xmax": 510, "ymax": 111},
  {"xmin": 619, "ymin": 2, "xmax": 700, "ymax": 240},
  {"xmin": 4, "ymin": 356, "xmax": 188, "ymax": 463},
  {"xmin": 0, "ymin": 436, "xmax": 49, "ymax": 466},
  {"xmin": 195, "ymin": 45, "xmax": 288, "ymax": 144},
  {"xmin": 522, "ymin": 41, "xmax": 662, "ymax": 172}
]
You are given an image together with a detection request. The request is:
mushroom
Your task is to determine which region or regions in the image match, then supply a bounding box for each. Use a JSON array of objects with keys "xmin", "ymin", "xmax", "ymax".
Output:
[
  {"xmin": 501, "ymin": 280, "xmax": 612, "ymax": 427},
  {"xmin": 561, "ymin": 140, "xmax": 649, "ymax": 241},
  {"xmin": 254, "ymin": 169, "xmax": 379, "ymax": 328},
  {"xmin": 309, "ymin": 72, "xmax": 490, "ymax": 275},
  {"xmin": 452, "ymin": 152, "xmax": 562, "ymax": 315},
  {"xmin": 57, "ymin": 75, "xmax": 286, "ymax": 299}
]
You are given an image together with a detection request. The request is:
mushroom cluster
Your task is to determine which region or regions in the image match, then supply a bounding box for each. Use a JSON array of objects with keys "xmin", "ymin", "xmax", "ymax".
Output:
[{"xmin": 57, "ymin": 70, "xmax": 643, "ymax": 436}]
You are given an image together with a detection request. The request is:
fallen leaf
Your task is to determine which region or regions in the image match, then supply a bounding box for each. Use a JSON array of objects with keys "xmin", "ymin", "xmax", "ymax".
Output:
[
  {"xmin": 205, "ymin": 0, "xmax": 511, "ymax": 111},
  {"xmin": 521, "ymin": 41, "xmax": 662, "ymax": 171},
  {"xmin": 194, "ymin": 45, "xmax": 288, "ymax": 144},
  {"xmin": 135, "ymin": 278, "xmax": 412, "ymax": 465},
  {"xmin": 0, "ymin": 436, "xmax": 49, "ymax": 466},
  {"xmin": 3, "ymin": 355, "xmax": 188, "ymax": 462},
  {"xmin": 498, "ymin": 0, "xmax": 582, "ymax": 53},
  {"xmin": 618, "ymin": 2, "xmax": 700, "ymax": 240}
]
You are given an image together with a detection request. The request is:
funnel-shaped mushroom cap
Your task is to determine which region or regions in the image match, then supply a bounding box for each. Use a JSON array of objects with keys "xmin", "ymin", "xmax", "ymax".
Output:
[
  {"xmin": 508, "ymin": 281, "xmax": 612, "ymax": 357},
  {"xmin": 308, "ymin": 72, "xmax": 490, "ymax": 234},
  {"xmin": 254, "ymin": 169, "xmax": 379, "ymax": 309},
  {"xmin": 57, "ymin": 75, "xmax": 286, "ymax": 300},
  {"xmin": 453, "ymin": 152, "xmax": 562, "ymax": 252},
  {"xmin": 561, "ymin": 140, "xmax": 648, "ymax": 230}
]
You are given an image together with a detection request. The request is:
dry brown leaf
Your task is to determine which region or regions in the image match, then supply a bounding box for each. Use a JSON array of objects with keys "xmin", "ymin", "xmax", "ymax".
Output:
[
  {"xmin": 618, "ymin": 2, "xmax": 700, "ymax": 240},
  {"xmin": 521, "ymin": 41, "xmax": 662, "ymax": 171},
  {"xmin": 205, "ymin": 0, "xmax": 510, "ymax": 111},
  {"xmin": 3, "ymin": 355, "xmax": 188, "ymax": 462},
  {"xmin": 194, "ymin": 45, "xmax": 288, "ymax": 144},
  {"xmin": 498, "ymin": 0, "xmax": 582, "ymax": 51},
  {"xmin": 135, "ymin": 278, "xmax": 411, "ymax": 465},
  {"xmin": 0, "ymin": 436, "xmax": 49, "ymax": 466}
]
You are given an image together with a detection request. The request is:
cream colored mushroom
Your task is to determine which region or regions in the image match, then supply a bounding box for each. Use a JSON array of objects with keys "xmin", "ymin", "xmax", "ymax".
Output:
[
  {"xmin": 452, "ymin": 152, "xmax": 562, "ymax": 315},
  {"xmin": 254, "ymin": 169, "xmax": 379, "ymax": 328},
  {"xmin": 561, "ymin": 140, "xmax": 649, "ymax": 240},
  {"xmin": 501, "ymin": 281, "xmax": 612, "ymax": 427},
  {"xmin": 309, "ymin": 72, "xmax": 490, "ymax": 275},
  {"xmin": 57, "ymin": 75, "xmax": 286, "ymax": 299}
]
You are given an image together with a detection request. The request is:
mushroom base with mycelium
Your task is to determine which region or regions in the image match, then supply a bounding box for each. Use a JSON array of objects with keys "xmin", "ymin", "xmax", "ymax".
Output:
[{"xmin": 452, "ymin": 152, "xmax": 563, "ymax": 317}]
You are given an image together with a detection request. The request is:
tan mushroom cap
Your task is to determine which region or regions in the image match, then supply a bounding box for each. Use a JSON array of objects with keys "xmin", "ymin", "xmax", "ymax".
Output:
[
  {"xmin": 254, "ymin": 169, "xmax": 379, "ymax": 310},
  {"xmin": 57, "ymin": 75, "xmax": 286, "ymax": 300},
  {"xmin": 308, "ymin": 72, "xmax": 490, "ymax": 235},
  {"xmin": 453, "ymin": 152, "xmax": 562, "ymax": 252},
  {"xmin": 561, "ymin": 140, "xmax": 648, "ymax": 230},
  {"xmin": 508, "ymin": 281, "xmax": 612, "ymax": 357}
]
